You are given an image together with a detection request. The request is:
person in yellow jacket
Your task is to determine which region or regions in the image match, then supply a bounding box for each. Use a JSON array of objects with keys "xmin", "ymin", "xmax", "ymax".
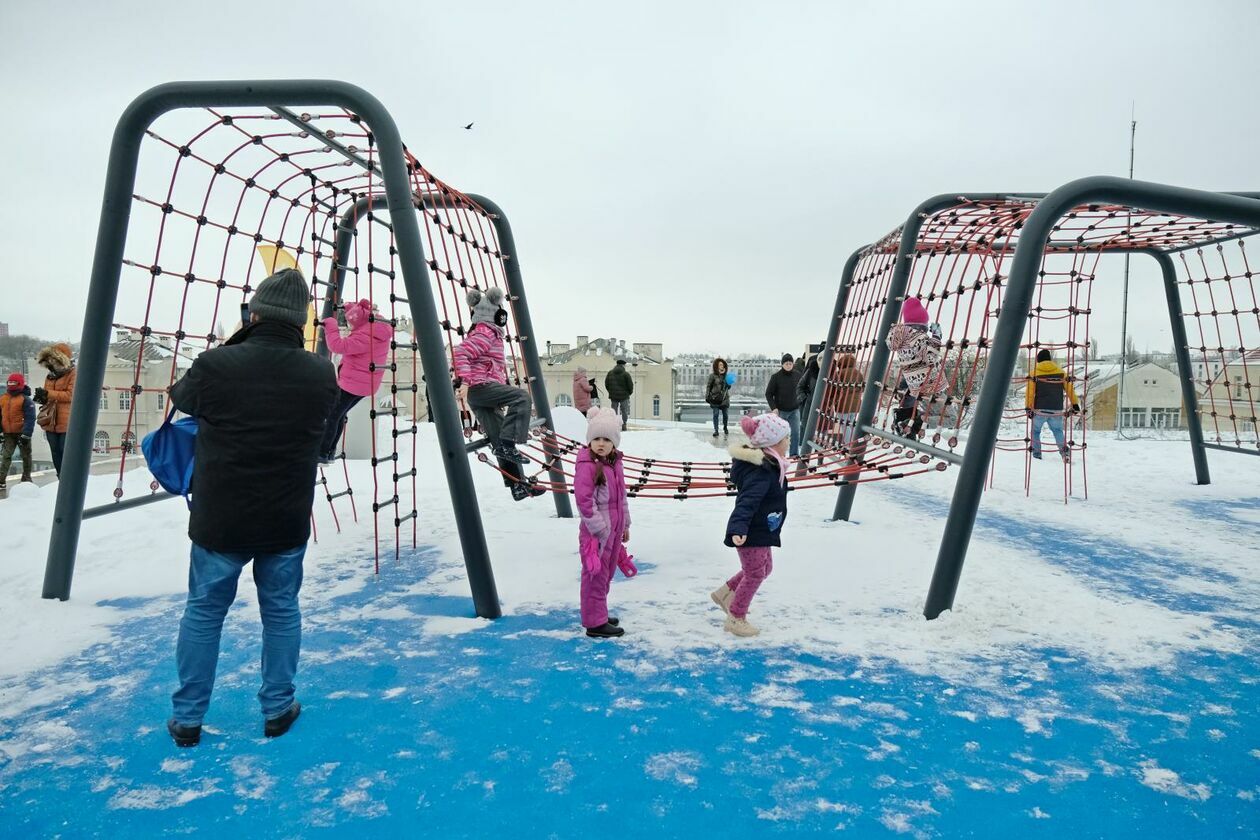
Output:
[{"xmin": 1025, "ymin": 349, "xmax": 1080, "ymax": 462}]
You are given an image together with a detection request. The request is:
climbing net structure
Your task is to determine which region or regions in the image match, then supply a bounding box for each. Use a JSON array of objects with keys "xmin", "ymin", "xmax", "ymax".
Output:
[
  {"xmin": 811, "ymin": 194, "xmax": 1260, "ymax": 511},
  {"xmin": 60, "ymin": 91, "xmax": 569, "ymax": 592}
]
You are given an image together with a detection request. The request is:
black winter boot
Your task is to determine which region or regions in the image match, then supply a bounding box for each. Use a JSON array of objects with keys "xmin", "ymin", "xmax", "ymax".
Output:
[
  {"xmin": 492, "ymin": 442, "xmax": 530, "ymax": 465},
  {"xmin": 510, "ymin": 481, "xmax": 546, "ymax": 501},
  {"xmin": 585, "ymin": 622, "xmax": 625, "ymax": 638}
]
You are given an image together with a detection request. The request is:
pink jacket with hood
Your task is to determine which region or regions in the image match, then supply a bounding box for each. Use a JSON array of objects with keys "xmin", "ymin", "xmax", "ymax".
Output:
[{"xmin": 322, "ymin": 299, "xmax": 392, "ymax": 397}]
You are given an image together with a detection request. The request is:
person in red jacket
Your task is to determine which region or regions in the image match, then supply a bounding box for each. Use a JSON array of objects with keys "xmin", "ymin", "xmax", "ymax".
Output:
[{"xmin": 0, "ymin": 372, "xmax": 36, "ymax": 488}]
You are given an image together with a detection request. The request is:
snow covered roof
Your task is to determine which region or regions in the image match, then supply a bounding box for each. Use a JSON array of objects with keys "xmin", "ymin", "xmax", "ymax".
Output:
[{"xmin": 547, "ymin": 338, "xmax": 663, "ymax": 366}]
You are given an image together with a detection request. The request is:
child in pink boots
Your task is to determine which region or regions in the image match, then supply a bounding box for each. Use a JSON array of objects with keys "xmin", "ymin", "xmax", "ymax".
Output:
[
  {"xmin": 711, "ymin": 412, "xmax": 791, "ymax": 637},
  {"xmin": 574, "ymin": 407, "xmax": 637, "ymax": 638},
  {"xmin": 318, "ymin": 298, "xmax": 392, "ymax": 463}
]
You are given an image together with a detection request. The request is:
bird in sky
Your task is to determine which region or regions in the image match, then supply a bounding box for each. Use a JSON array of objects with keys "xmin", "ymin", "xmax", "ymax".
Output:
[{"xmin": 464, "ymin": 122, "xmax": 474, "ymax": 130}]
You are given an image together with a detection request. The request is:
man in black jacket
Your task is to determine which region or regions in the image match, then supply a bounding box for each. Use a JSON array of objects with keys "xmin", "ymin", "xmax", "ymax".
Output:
[
  {"xmin": 604, "ymin": 359, "xmax": 634, "ymax": 431},
  {"xmin": 166, "ymin": 268, "xmax": 339, "ymax": 747},
  {"xmin": 764, "ymin": 353, "xmax": 803, "ymax": 457}
]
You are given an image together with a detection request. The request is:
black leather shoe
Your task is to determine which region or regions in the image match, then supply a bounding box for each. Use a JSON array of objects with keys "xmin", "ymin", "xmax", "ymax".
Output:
[
  {"xmin": 264, "ymin": 701, "xmax": 302, "ymax": 738},
  {"xmin": 167, "ymin": 718, "xmax": 201, "ymax": 747},
  {"xmin": 585, "ymin": 622, "xmax": 625, "ymax": 638}
]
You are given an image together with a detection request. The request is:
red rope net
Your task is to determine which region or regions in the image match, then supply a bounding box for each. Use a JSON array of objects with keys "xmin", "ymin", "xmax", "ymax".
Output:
[{"xmin": 812, "ymin": 196, "xmax": 1260, "ymax": 503}]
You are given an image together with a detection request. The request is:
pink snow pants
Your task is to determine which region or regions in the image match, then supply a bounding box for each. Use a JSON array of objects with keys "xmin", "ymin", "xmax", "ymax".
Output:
[
  {"xmin": 580, "ymin": 532, "xmax": 622, "ymax": 628},
  {"xmin": 726, "ymin": 546, "xmax": 773, "ymax": 618}
]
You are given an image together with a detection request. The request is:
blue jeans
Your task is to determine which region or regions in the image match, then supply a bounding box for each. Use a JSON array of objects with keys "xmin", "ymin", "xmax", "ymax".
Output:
[
  {"xmin": 780, "ymin": 408, "xmax": 801, "ymax": 457},
  {"xmin": 711, "ymin": 405, "xmax": 728, "ymax": 435},
  {"xmin": 46, "ymin": 432, "xmax": 66, "ymax": 476},
  {"xmin": 172, "ymin": 542, "xmax": 306, "ymax": 725},
  {"xmin": 1031, "ymin": 412, "xmax": 1067, "ymax": 457}
]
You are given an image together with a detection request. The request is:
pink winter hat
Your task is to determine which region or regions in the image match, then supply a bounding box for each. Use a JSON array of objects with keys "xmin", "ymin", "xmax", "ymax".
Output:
[
  {"xmin": 586, "ymin": 407, "xmax": 622, "ymax": 448},
  {"xmin": 740, "ymin": 412, "xmax": 791, "ymax": 448},
  {"xmin": 344, "ymin": 298, "xmax": 373, "ymax": 328},
  {"xmin": 901, "ymin": 297, "xmax": 929, "ymax": 324}
]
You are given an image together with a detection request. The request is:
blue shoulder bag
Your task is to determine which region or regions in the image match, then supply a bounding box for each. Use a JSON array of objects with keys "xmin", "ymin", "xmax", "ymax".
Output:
[{"xmin": 142, "ymin": 406, "xmax": 198, "ymax": 502}]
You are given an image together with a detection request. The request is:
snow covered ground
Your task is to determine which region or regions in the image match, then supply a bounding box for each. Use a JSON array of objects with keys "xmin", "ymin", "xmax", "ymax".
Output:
[{"xmin": 1, "ymin": 414, "xmax": 1257, "ymax": 837}]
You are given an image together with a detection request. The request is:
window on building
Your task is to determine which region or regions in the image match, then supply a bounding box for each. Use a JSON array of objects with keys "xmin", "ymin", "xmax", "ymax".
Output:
[
  {"xmin": 556, "ymin": 393, "xmax": 572, "ymax": 407},
  {"xmin": 99, "ymin": 391, "xmax": 109, "ymax": 410},
  {"xmin": 1236, "ymin": 376, "xmax": 1244, "ymax": 398},
  {"xmin": 121, "ymin": 431, "xmax": 137, "ymax": 454},
  {"xmin": 157, "ymin": 392, "xmax": 165, "ymax": 411},
  {"xmin": 1120, "ymin": 408, "xmax": 1148, "ymax": 429},
  {"xmin": 1150, "ymin": 408, "xmax": 1181, "ymax": 429},
  {"xmin": 652, "ymin": 395, "xmax": 661, "ymax": 417},
  {"xmin": 93, "ymin": 431, "xmax": 109, "ymax": 454},
  {"xmin": 119, "ymin": 390, "xmax": 132, "ymax": 411}
]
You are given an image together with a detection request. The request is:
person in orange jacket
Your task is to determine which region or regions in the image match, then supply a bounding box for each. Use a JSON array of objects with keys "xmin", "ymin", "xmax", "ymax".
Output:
[
  {"xmin": 1026, "ymin": 349, "xmax": 1080, "ymax": 462},
  {"xmin": 33, "ymin": 343, "xmax": 76, "ymax": 476},
  {"xmin": 0, "ymin": 372, "xmax": 36, "ymax": 488}
]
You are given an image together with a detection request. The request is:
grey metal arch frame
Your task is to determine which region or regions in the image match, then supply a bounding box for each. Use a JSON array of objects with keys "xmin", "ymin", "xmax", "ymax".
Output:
[
  {"xmin": 923, "ymin": 176, "xmax": 1260, "ymax": 620},
  {"xmin": 41, "ymin": 80, "xmax": 502, "ymax": 620},
  {"xmin": 799, "ymin": 246, "xmax": 866, "ymax": 459},
  {"xmin": 320, "ymin": 193, "xmax": 572, "ymax": 519}
]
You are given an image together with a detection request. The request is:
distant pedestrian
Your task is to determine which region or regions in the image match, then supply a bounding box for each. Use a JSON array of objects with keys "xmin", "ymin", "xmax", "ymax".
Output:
[
  {"xmin": 0, "ymin": 372, "xmax": 36, "ymax": 489},
  {"xmin": 317, "ymin": 298, "xmax": 392, "ymax": 464},
  {"xmin": 764, "ymin": 353, "xmax": 803, "ymax": 457},
  {"xmin": 710, "ymin": 412, "xmax": 791, "ymax": 638},
  {"xmin": 32, "ymin": 342, "xmax": 76, "ymax": 477},
  {"xmin": 1026, "ymin": 349, "xmax": 1080, "ymax": 462},
  {"xmin": 574, "ymin": 407, "xmax": 636, "ymax": 639},
  {"xmin": 830, "ymin": 353, "xmax": 865, "ymax": 444},
  {"xmin": 165, "ymin": 268, "xmax": 340, "ymax": 748},
  {"xmin": 572, "ymin": 366, "xmax": 593, "ymax": 414},
  {"xmin": 706, "ymin": 357, "xmax": 732, "ymax": 438},
  {"xmin": 604, "ymin": 359, "xmax": 634, "ymax": 431}
]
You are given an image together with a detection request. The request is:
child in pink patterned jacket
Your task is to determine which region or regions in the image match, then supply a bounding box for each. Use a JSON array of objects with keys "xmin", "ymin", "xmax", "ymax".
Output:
[
  {"xmin": 886, "ymin": 297, "xmax": 945, "ymax": 438},
  {"xmin": 574, "ymin": 407, "xmax": 637, "ymax": 638},
  {"xmin": 318, "ymin": 298, "xmax": 392, "ymax": 463}
]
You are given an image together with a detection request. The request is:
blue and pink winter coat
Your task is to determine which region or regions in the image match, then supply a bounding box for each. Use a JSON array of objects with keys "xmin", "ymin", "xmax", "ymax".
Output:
[
  {"xmin": 322, "ymin": 300, "xmax": 392, "ymax": 397},
  {"xmin": 452, "ymin": 322, "xmax": 508, "ymax": 387},
  {"xmin": 574, "ymin": 446, "xmax": 632, "ymax": 565}
]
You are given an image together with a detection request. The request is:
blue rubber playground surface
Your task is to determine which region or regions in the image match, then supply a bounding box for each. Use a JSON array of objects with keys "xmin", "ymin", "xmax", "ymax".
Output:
[{"xmin": 2, "ymin": 497, "xmax": 1258, "ymax": 838}]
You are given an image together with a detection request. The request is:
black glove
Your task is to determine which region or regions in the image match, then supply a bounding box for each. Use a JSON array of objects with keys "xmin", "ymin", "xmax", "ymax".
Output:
[
  {"xmin": 1070, "ymin": 403, "xmax": 1081, "ymax": 415},
  {"xmin": 33, "ymin": 387, "xmax": 47, "ymax": 404},
  {"xmin": 1025, "ymin": 408, "xmax": 1034, "ymax": 419}
]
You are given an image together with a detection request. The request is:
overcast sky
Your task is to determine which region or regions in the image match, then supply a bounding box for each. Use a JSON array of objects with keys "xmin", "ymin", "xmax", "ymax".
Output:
[{"xmin": 2, "ymin": 0, "xmax": 1258, "ymax": 358}]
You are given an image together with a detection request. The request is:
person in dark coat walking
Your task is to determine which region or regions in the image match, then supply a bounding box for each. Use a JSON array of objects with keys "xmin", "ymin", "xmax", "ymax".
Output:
[
  {"xmin": 705, "ymin": 357, "xmax": 732, "ymax": 438},
  {"xmin": 165, "ymin": 268, "xmax": 340, "ymax": 748},
  {"xmin": 604, "ymin": 359, "xmax": 634, "ymax": 431},
  {"xmin": 764, "ymin": 353, "xmax": 803, "ymax": 457}
]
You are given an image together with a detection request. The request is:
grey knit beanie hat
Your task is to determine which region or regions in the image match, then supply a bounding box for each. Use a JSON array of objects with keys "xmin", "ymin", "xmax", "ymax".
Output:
[
  {"xmin": 467, "ymin": 286, "xmax": 506, "ymax": 327},
  {"xmin": 250, "ymin": 268, "xmax": 310, "ymax": 327}
]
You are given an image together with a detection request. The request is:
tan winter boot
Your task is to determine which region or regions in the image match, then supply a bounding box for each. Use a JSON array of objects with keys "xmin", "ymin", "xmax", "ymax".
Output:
[
  {"xmin": 710, "ymin": 584, "xmax": 733, "ymax": 615},
  {"xmin": 724, "ymin": 615, "xmax": 760, "ymax": 637}
]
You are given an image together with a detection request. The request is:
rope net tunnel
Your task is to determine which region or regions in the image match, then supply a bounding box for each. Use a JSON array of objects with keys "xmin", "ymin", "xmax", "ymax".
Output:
[
  {"xmin": 810, "ymin": 194, "xmax": 1260, "ymax": 514},
  {"xmin": 84, "ymin": 102, "xmax": 571, "ymax": 573}
]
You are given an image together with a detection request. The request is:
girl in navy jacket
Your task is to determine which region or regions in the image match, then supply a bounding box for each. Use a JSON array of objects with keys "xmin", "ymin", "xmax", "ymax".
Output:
[{"xmin": 711, "ymin": 412, "xmax": 792, "ymax": 637}]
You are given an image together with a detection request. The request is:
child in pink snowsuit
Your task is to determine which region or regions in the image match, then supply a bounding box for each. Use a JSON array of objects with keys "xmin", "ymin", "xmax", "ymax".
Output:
[
  {"xmin": 711, "ymin": 412, "xmax": 792, "ymax": 638},
  {"xmin": 574, "ymin": 407, "xmax": 637, "ymax": 638},
  {"xmin": 318, "ymin": 298, "xmax": 392, "ymax": 462}
]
